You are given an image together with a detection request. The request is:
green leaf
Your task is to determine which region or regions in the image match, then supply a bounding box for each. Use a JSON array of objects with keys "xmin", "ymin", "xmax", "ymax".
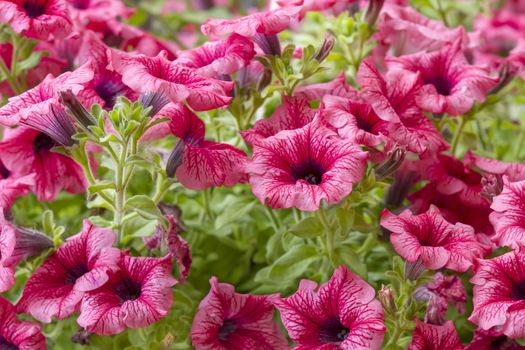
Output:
[
  {"xmin": 214, "ymin": 200, "xmax": 255, "ymax": 229},
  {"xmin": 334, "ymin": 245, "xmax": 367, "ymax": 278},
  {"xmin": 125, "ymin": 195, "xmax": 163, "ymax": 221},
  {"xmin": 89, "ymin": 215, "xmax": 114, "ymax": 228},
  {"xmin": 289, "ymin": 217, "xmax": 323, "ymax": 238},
  {"xmin": 88, "ymin": 181, "xmax": 116, "ymax": 197},
  {"xmin": 42, "ymin": 210, "xmax": 55, "ymax": 234},
  {"xmin": 269, "ymin": 245, "xmax": 319, "ymax": 280},
  {"xmin": 15, "ymin": 52, "xmax": 42, "ymax": 73}
]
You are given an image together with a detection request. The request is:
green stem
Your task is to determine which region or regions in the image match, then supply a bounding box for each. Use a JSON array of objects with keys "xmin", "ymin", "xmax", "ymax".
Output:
[
  {"xmin": 0, "ymin": 56, "xmax": 21, "ymax": 95},
  {"xmin": 202, "ymin": 188, "xmax": 215, "ymax": 223},
  {"xmin": 264, "ymin": 206, "xmax": 281, "ymax": 232},
  {"xmin": 318, "ymin": 208, "xmax": 336, "ymax": 268},
  {"xmin": 451, "ymin": 116, "xmax": 467, "ymax": 155},
  {"xmin": 114, "ymin": 139, "xmax": 129, "ymax": 243}
]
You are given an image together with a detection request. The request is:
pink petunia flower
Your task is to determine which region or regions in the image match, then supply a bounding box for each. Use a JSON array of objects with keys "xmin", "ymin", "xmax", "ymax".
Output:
[
  {"xmin": 466, "ymin": 327, "xmax": 525, "ymax": 350},
  {"xmin": 408, "ymin": 320, "xmax": 464, "ymax": 350},
  {"xmin": 190, "ymin": 277, "xmax": 288, "ymax": 350},
  {"xmin": 77, "ymin": 254, "xmax": 176, "ymax": 335},
  {"xmin": 469, "ymin": 247, "xmax": 525, "ymax": 339},
  {"xmin": 17, "ymin": 220, "xmax": 120, "ymax": 322},
  {"xmin": 0, "ymin": 158, "xmax": 34, "ymax": 209},
  {"xmin": 386, "ymin": 40, "xmax": 497, "ymax": 116},
  {"xmin": 66, "ymin": 0, "xmax": 133, "ymax": 24},
  {"xmin": 0, "ymin": 65, "xmax": 92, "ymax": 127},
  {"xmin": 175, "ymin": 33, "xmax": 255, "ymax": 79},
  {"xmin": 201, "ymin": 6, "xmax": 302, "ymax": 38},
  {"xmin": 489, "ymin": 177, "xmax": 525, "ymax": 249},
  {"xmin": 0, "ymin": 127, "xmax": 87, "ymax": 201},
  {"xmin": 0, "ymin": 0, "xmax": 72, "ymax": 40},
  {"xmin": 381, "ymin": 205, "xmax": 484, "ymax": 272},
  {"xmin": 322, "ymin": 95, "xmax": 390, "ymax": 148},
  {"xmin": 110, "ymin": 50, "xmax": 233, "ymax": 111},
  {"xmin": 464, "ymin": 151, "xmax": 525, "ymax": 182},
  {"xmin": 275, "ymin": 265, "xmax": 386, "ymax": 349},
  {"xmin": 165, "ymin": 103, "xmax": 248, "ymax": 190},
  {"xmin": 247, "ymin": 120, "xmax": 368, "ymax": 211},
  {"xmin": 241, "ymin": 96, "xmax": 317, "ymax": 145},
  {"xmin": 0, "ymin": 297, "xmax": 46, "ymax": 350},
  {"xmin": 295, "ymin": 72, "xmax": 356, "ymax": 101},
  {"xmin": 357, "ymin": 59, "xmax": 448, "ymax": 155}
]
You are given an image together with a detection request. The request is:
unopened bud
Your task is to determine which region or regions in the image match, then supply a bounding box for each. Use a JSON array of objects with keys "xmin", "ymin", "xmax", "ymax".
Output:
[
  {"xmin": 314, "ymin": 34, "xmax": 335, "ymax": 62},
  {"xmin": 379, "ymin": 285, "xmax": 396, "ymax": 314},
  {"xmin": 481, "ymin": 174, "xmax": 504, "ymax": 199},
  {"xmin": 488, "ymin": 62, "xmax": 518, "ymax": 96},
  {"xmin": 166, "ymin": 140, "xmax": 186, "ymax": 178},
  {"xmin": 71, "ymin": 328, "xmax": 91, "ymax": 346},
  {"xmin": 375, "ymin": 147, "xmax": 406, "ymax": 180},
  {"xmin": 405, "ymin": 258, "xmax": 426, "ymax": 281},
  {"xmin": 139, "ymin": 91, "xmax": 170, "ymax": 118},
  {"xmin": 253, "ymin": 33, "xmax": 281, "ymax": 56},
  {"xmin": 365, "ymin": 0, "xmax": 386, "ymax": 27},
  {"xmin": 21, "ymin": 104, "xmax": 77, "ymax": 147},
  {"xmin": 60, "ymin": 90, "xmax": 97, "ymax": 131}
]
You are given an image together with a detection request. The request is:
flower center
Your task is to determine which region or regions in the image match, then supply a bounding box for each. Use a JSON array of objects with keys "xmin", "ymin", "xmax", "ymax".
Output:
[
  {"xmin": 218, "ymin": 319, "xmax": 236, "ymax": 341},
  {"xmin": 71, "ymin": 0, "xmax": 91, "ymax": 9},
  {"xmin": 490, "ymin": 336, "xmax": 508, "ymax": 349},
  {"xmin": 64, "ymin": 263, "xmax": 89, "ymax": 285},
  {"xmin": 511, "ymin": 280, "xmax": 525, "ymax": 300},
  {"xmin": 33, "ymin": 133, "xmax": 57, "ymax": 154},
  {"xmin": 0, "ymin": 159, "xmax": 10, "ymax": 179},
  {"xmin": 94, "ymin": 75, "xmax": 127, "ymax": 109},
  {"xmin": 22, "ymin": 0, "xmax": 47, "ymax": 18},
  {"xmin": 319, "ymin": 317, "xmax": 350, "ymax": 344},
  {"xmin": 114, "ymin": 277, "xmax": 142, "ymax": 303},
  {"xmin": 291, "ymin": 161, "xmax": 324, "ymax": 185},
  {"xmin": 425, "ymin": 76, "xmax": 453, "ymax": 96},
  {"xmin": 0, "ymin": 336, "xmax": 19, "ymax": 350}
]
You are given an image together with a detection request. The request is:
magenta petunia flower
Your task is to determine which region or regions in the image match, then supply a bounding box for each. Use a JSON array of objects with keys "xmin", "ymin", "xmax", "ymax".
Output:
[
  {"xmin": 466, "ymin": 327, "xmax": 525, "ymax": 350},
  {"xmin": 241, "ymin": 96, "xmax": 317, "ymax": 145},
  {"xmin": 0, "ymin": 127, "xmax": 87, "ymax": 201},
  {"xmin": 77, "ymin": 254, "xmax": 176, "ymax": 335},
  {"xmin": 0, "ymin": 297, "xmax": 46, "ymax": 350},
  {"xmin": 0, "ymin": 66, "xmax": 92, "ymax": 127},
  {"xmin": 275, "ymin": 265, "xmax": 385, "ymax": 349},
  {"xmin": 357, "ymin": 59, "xmax": 448, "ymax": 155},
  {"xmin": 66, "ymin": 0, "xmax": 133, "ymax": 23},
  {"xmin": 465, "ymin": 151, "xmax": 525, "ymax": 182},
  {"xmin": 175, "ymin": 33, "xmax": 255, "ymax": 79},
  {"xmin": 381, "ymin": 205, "xmax": 484, "ymax": 272},
  {"xmin": 295, "ymin": 72, "xmax": 356, "ymax": 101},
  {"xmin": 322, "ymin": 95, "xmax": 390, "ymax": 148},
  {"xmin": 17, "ymin": 220, "xmax": 120, "ymax": 323},
  {"xmin": 0, "ymin": 158, "xmax": 34, "ymax": 209},
  {"xmin": 247, "ymin": 120, "xmax": 368, "ymax": 211},
  {"xmin": 386, "ymin": 40, "xmax": 497, "ymax": 116},
  {"xmin": 165, "ymin": 103, "xmax": 248, "ymax": 190},
  {"xmin": 109, "ymin": 50, "xmax": 233, "ymax": 111},
  {"xmin": 0, "ymin": 0, "xmax": 72, "ymax": 40},
  {"xmin": 469, "ymin": 248, "xmax": 525, "ymax": 339},
  {"xmin": 489, "ymin": 177, "xmax": 525, "ymax": 249},
  {"xmin": 190, "ymin": 277, "xmax": 288, "ymax": 350},
  {"xmin": 201, "ymin": 6, "xmax": 302, "ymax": 38},
  {"xmin": 408, "ymin": 320, "xmax": 463, "ymax": 350}
]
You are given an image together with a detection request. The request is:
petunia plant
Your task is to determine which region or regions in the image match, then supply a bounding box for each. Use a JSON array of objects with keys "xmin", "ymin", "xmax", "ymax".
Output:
[{"xmin": 2, "ymin": 0, "xmax": 525, "ymax": 348}]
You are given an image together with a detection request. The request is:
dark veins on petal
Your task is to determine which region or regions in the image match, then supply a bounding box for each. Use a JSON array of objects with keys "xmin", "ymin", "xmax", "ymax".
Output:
[
  {"xmin": 291, "ymin": 161, "xmax": 325, "ymax": 185},
  {"xmin": 33, "ymin": 133, "xmax": 58, "ymax": 155},
  {"xmin": 64, "ymin": 263, "xmax": 89, "ymax": 285},
  {"xmin": 22, "ymin": 0, "xmax": 47, "ymax": 18},
  {"xmin": 0, "ymin": 336, "xmax": 19, "ymax": 350},
  {"xmin": 319, "ymin": 317, "xmax": 350, "ymax": 344},
  {"xmin": 218, "ymin": 319, "xmax": 237, "ymax": 341}
]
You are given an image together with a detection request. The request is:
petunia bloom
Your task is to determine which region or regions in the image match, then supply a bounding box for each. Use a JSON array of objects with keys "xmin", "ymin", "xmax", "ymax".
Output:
[
  {"xmin": 77, "ymin": 254, "xmax": 177, "ymax": 335},
  {"xmin": 17, "ymin": 220, "xmax": 120, "ymax": 322},
  {"xmin": 0, "ymin": 297, "xmax": 46, "ymax": 350},
  {"xmin": 0, "ymin": 0, "xmax": 72, "ymax": 40},
  {"xmin": 247, "ymin": 121, "xmax": 368, "ymax": 211},
  {"xmin": 165, "ymin": 103, "xmax": 248, "ymax": 190},
  {"xmin": 295, "ymin": 72, "xmax": 356, "ymax": 101},
  {"xmin": 408, "ymin": 320, "xmax": 464, "ymax": 350},
  {"xmin": 110, "ymin": 50, "xmax": 233, "ymax": 111},
  {"xmin": 489, "ymin": 177, "xmax": 525, "ymax": 249},
  {"xmin": 190, "ymin": 277, "xmax": 288, "ymax": 350},
  {"xmin": 0, "ymin": 127, "xmax": 87, "ymax": 201},
  {"xmin": 357, "ymin": 59, "xmax": 448, "ymax": 155},
  {"xmin": 275, "ymin": 265, "xmax": 386, "ymax": 349},
  {"xmin": 381, "ymin": 205, "xmax": 484, "ymax": 272},
  {"xmin": 469, "ymin": 247, "xmax": 525, "ymax": 339},
  {"xmin": 386, "ymin": 40, "xmax": 497, "ymax": 116},
  {"xmin": 66, "ymin": 0, "xmax": 133, "ymax": 23},
  {"xmin": 0, "ymin": 66, "xmax": 92, "ymax": 127},
  {"xmin": 464, "ymin": 151, "xmax": 525, "ymax": 182},
  {"xmin": 466, "ymin": 327, "xmax": 525, "ymax": 350},
  {"xmin": 241, "ymin": 96, "xmax": 317, "ymax": 145},
  {"xmin": 175, "ymin": 33, "xmax": 255, "ymax": 79},
  {"xmin": 0, "ymin": 158, "xmax": 34, "ymax": 209}
]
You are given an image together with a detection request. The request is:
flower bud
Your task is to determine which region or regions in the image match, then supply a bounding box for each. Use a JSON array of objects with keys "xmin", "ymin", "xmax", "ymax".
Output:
[
  {"xmin": 22, "ymin": 104, "xmax": 77, "ymax": 147},
  {"xmin": 139, "ymin": 91, "xmax": 170, "ymax": 118},
  {"xmin": 488, "ymin": 62, "xmax": 518, "ymax": 96},
  {"xmin": 481, "ymin": 174, "xmax": 504, "ymax": 199},
  {"xmin": 166, "ymin": 140, "xmax": 186, "ymax": 178},
  {"xmin": 71, "ymin": 328, "xmax": 92, "ymax": 345},
  {"xmin": 314, "ymin": 34, "xmax": 335, "ymax": 62},
  {"xmin": 253, "ymin": 33, "xmax": 282, "ymax": 56},
  {"xmin": 365, "ymin": 0, "xmax": 386, "ymax": 27},
  {"xmin": 60, "ymin": 90, "xmax": 97, "ymax": 130},
  {"xmin": 405, "ymin": 258, "xmax": 426, "ymax": 281},
  {"xmin": 379, "ymin": 285, "xmax": 396, "ymax": 315},
  {"xmin": 375, "ymin": 147, "xmax": 406, "ymax": 180}
]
